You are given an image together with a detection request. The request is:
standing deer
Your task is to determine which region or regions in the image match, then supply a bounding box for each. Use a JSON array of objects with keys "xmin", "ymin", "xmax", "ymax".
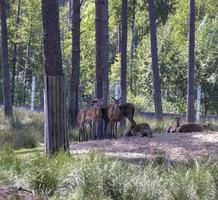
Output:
[
  {"xmin": 77, "ymin": 98, "xmax": 103, "ymax": 141},
  {"xmin": 107, "ymin": 97, "xmax": 136, "ymax": 139}
]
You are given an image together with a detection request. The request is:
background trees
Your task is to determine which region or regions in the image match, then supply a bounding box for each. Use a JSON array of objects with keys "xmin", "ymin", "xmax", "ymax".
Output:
[
  {"xmin": 68, "ymin": 0, "xmax": 80, "ymax": 128},
  {"xmin": 187, "ymin": 0, "xmax": 196, "ymax": 122},
  {"xmin": 147, "ymin": 0, "xmax": 163, "ymax": 120},
  {"xmin": 0, "ymin": 0, "xmax": 217, "ymax": 118},
  {"xmin": 0, "ymin": 0, "xmax": 13, "ymax": 117},
  {"xmin": 120, "ymin": 0, "xmax": 127, "ymax": 105}
]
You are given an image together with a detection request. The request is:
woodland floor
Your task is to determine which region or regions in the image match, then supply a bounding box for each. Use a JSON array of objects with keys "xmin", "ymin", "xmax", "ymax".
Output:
[
  {"xmin": 70, "ymin": 131, "xmax": 218, "ymax": 163},
  {"xmin": 0, "ymin": 187, "xmax": 41, "ymax": 200}
]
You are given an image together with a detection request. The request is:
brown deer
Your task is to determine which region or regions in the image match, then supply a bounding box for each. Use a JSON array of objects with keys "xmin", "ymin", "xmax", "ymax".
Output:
[
  {"xmin": 107, "ymin": 97, "xmax": 136, "ymax": 139},
  {"xmin": 175, "ymin": 122, "xmax": 212, "ymax": 133},
  {"xmin": 123, "ymin": 123, "xmax": 153, "ymax": 137},
  {"xmin": 166, "ymin": 117, "xmax": 182, "ymax": 133},
  {"xmin": 77, "ymin": 98, "xmax": 103, "ymax": 141}
]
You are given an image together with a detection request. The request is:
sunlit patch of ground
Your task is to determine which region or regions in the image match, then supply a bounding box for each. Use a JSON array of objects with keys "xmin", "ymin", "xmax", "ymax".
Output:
[{"xmin": 70, "ymin": 131, "xmax": 218, "ymax": 162}]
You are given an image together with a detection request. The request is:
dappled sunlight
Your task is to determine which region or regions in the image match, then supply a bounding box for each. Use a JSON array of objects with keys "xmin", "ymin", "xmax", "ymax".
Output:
[
  {"xmin": 70, "ymin": 131, "xmax": 218, "ymax": 162},
  {"xmin": 191, "ymin": 131, "xmax": 218, "ymax": 143}
]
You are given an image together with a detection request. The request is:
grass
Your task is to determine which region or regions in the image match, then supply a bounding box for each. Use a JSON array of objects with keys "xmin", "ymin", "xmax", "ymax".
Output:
[
  {"xmin": 0, "ymin": 110, "xmax": 217, "ymax": 198},
  {"xmin": 0, "ymin": 146, "xmax": 217, "ymax": 199},
  {"xmin": 0, "ymin": 110, "xmax": 44, "ymax": 149}
]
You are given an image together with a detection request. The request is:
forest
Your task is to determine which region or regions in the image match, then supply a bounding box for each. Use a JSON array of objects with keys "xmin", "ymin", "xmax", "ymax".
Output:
[
  {"xmin": 0, "ymin": 0, "xmax": 217, "ymax": 115},
  {"xmin": 0, "ymin": 0, "xmax": 218, "ymax": 199}
]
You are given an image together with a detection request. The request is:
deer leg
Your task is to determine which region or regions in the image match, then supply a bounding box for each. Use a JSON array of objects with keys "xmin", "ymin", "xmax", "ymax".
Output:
[
  {"xmin": 79, "ymin": 123, "xmax": 84, "ymax": 142},
  {"xmin": 115, "ymin": 122, "xmax": 118, "ymax": 139},
  {"xmin": 111, "ymin": 122, "xmax": 113, "ymax": 139},
  {"xmin": 104, "ymin": 121, "xmax": 108, "ymax": 139},
  {"xmin": 88, "ymin": 122, "xmax": 90, "ymax": 140},
  {"xmin": 112, "ymin": 122, "xmax": 115, "ymax": 139},
  {"xmin": 79, "ymin": 127, "xmax": 81, "ymax": 142},
  {"xmin": 91, "ymin": 121, "xmax": 94, "ymax": 140}
]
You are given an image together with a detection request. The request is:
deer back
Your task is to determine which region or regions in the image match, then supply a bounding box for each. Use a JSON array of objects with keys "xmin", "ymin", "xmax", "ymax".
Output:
[
  {"xmin": 130, "ymin": 123, "xmax": 152, "ymax": 137},
  {"xmin": 77, "ymin": 106, "xmax": 102, "ymax": 125},
  {"xmin": 108, "ymin": 104, "xmax": 122, "ymax": 121},
  {"xmin": 85, "ymin": 106, "xmax": 102, "ymax": 121},
  {"xmin": 176, "ymin": 123, "xmax": 204, "ymax": 132}
]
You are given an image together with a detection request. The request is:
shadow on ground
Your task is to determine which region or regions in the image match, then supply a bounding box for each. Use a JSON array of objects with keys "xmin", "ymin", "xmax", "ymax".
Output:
[{"xmin": 70, "ymin": 131, "xmax": 218, "ymax": 163}]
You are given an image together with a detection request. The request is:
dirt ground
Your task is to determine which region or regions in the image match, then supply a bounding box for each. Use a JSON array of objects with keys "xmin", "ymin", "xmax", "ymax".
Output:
[
  {"xmin": 0, "ymin": 187, "xmax": 41, "ymax": 200},
  {"xmin": 70, "ymin": 131, "xmax": 218, "ymax": 162}
]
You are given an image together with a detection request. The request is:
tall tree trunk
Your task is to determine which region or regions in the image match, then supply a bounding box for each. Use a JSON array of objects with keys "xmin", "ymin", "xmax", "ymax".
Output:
[
  {"xmin": 11, "ymin": 0, "xmax": 21, "ymax": 105},
  {"xmin": 95, "ymin": 0, "xmax": 109, "ymax": 138},
  {"xmin": 187, "ymin": 0, "xmax": 195, "ymax": 122},
  {"xmin": 121, "ymin": 0, "xmax": 127, "ymax": 105},
  {"xmin": 130, "ymin": 0, "xmax": 137, "ymax": 93},
  {"xmin": 147, "ymin": 0, "xmax": 163, "ymax": 120},
  {"xmin": 22, "ymin": 36, "xmax": 31, "ymax": 106},
  {"xmin": 102, "ymin": 0, "xmax": 109, "ymax": 107},
  {"xmin": 42, "ymin": 0, "xmax": 68, "ymax": 154},
  {"xmin": 68, "ymin": 0, "xmax": 80, "ymax": 128},
  {"xmin": 0, "ymin": 0, "xmax": 13, "ymax": 117},
  {"xmin": 68, "ymin": 0, "xmax": 72, "ymax": 21}
]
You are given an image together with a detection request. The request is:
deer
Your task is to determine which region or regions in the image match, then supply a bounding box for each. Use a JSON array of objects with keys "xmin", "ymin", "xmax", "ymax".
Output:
[
  {"xmin": 166, "ymin": 116, "xmax": 213, "ymax": 133},
  {"xmin": 123, "ymin": 123, "xmax": 153, "ymax": 138},
  {"xmin": 175, "ymin": 122, "xmax": 212, "ymax": 133},
  {"xmin": 107, "ymin": 97, "xmax": 136, "ymax": 139},
  {"xmin": 77, "ymin": 98, "xmax": 104, "ymax": 141},
  {"xmin": 166, "ymin": 116, "xmax": 182, "ymax": 133}
]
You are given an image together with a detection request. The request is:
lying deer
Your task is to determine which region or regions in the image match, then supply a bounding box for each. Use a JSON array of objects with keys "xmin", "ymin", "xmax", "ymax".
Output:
[
  {"xmin": 166, "ymin": 117, "xmax": 182, "ymax": 133},
  {"xmin": 167, "ymin": 116, "xmax": 213, "ymax": 133},
  {"xmin": 123, "ymin": 123, "xmax": 153, "ymax": 137},
  {"xmin": 77, "ymin": 98, "xmax": 103, "ymax": 141},
  {"xmin": 107, "ymin": 97, "xmax": 136, "ymax": 139},
  {"xmin": 175, "ymin": 122, "xmax": 212, "ymax": 133}
]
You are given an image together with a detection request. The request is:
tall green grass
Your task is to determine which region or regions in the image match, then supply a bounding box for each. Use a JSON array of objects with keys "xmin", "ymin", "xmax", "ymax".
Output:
[
  {"xmin": 0, "ymin": 110, "xmax": 44, "ymax": 149},
  {"xmin": 0, "ymin": 147, "xmax": 217, "ymax": 199}
]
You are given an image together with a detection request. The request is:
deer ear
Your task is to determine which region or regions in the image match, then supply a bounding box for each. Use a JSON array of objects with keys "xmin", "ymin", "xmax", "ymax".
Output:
[{"xmin": 111, "ymin": 97, "xmax": 116, "ymax": 101}]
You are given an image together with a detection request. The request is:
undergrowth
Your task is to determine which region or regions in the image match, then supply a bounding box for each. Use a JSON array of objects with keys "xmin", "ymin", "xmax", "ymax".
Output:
[{"xmin": 0, "ymin": 147, "xmax": 217, "ymax": 200}]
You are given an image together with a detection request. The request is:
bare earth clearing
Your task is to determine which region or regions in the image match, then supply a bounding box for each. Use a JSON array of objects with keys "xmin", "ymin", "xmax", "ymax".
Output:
[{"xmin": 70, "ymin": 131, "xmax": 218, "ymax": 162}]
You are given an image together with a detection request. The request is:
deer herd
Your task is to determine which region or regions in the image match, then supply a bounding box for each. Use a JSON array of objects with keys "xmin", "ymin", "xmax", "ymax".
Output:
[{"xmin": 77, "ymin": 97, "xmax": 213, "ymax": 142}]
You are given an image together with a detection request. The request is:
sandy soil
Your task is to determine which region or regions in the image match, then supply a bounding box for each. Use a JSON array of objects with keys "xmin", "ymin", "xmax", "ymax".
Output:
[{"xmin": 70, "ymin": 131, "xmax": 218, "ymax": 162}]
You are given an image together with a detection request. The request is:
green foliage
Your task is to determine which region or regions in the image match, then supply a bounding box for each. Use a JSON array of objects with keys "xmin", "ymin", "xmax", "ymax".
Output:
[
  {"xmin": 1, "ymin": 0, "xmax": 217, "ymax": 114},
  {"xmin": 0, "ymin": 149, "xmax": 217, "ymax": 199},
  {"xmin": 0, "ymin": 144, "xmax": 22, "ymax": 173},
  {"xmin": 0, "ymin": 110, "xmax": 43, "ymax": 149}
]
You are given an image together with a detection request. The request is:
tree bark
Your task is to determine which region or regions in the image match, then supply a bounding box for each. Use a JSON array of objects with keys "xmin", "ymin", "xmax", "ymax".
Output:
[
  {"xmin": 68, "ymin": 0, "xmax": 80, "ymax": 128},
  {"xmin": 101, "ymin": 0, "xmax": 109, "ymax": 107},
  {"xmin": 147, "ymin": 0, "xmax": 163, "ymax": 120},
  {"xmin": 121, "ymin": 0, "xmax": 127, "ymax": 105},
  {"xmin": 95, "ymin": 0, "xmax": 109, "ymax": 138},
  {"xmin": 42, "ymin": 0, "xmax": 68, "ymax": 154},
  {"xmin": 130, "ymin": 0, "xmax": 137, "ymax": 93},
  {"xmin": 11, "ymin": 0, "xmax": 21, "ymax": 105},
  {"xmin": 21, "ymin": 33, "xmax": 31, "ymax": 106},
  {"xmin": 187, "ymin": 0, "xmax": 195, "ymax": 123},
  {"xmin": 0, "ymin": 0, "xmax": 13, "ymax": 117}
]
